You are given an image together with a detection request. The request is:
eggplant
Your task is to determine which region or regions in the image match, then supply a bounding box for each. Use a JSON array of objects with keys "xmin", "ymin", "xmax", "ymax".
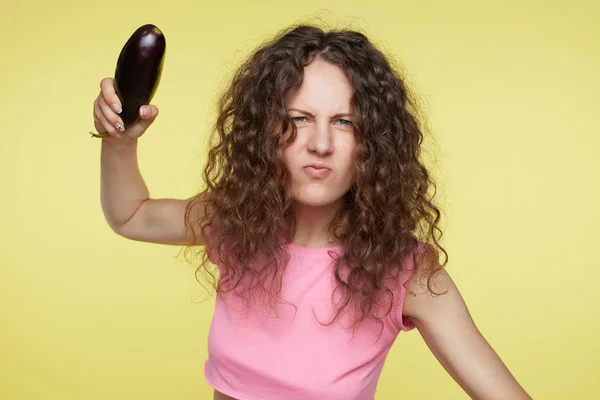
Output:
[{"xmin": 91, "ymin": 24, "xmax": 166, "ymax": 138}]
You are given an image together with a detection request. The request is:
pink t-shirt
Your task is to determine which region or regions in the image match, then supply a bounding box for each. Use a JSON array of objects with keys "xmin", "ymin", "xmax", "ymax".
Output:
[{"xmin": 204, "ymin": 241, "xmax": 426, "ymax": 400}]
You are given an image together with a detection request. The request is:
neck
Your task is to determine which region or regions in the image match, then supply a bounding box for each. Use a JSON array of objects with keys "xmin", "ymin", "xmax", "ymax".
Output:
[{"xmin": 291, "ymin": 199, "xmax": 343, "ymax": 248}]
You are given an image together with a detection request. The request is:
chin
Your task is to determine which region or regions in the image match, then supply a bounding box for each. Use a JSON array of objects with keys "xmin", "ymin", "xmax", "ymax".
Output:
[{"xmin": 289, "ymin": 185, "xmax": 347, "ymax": 207}]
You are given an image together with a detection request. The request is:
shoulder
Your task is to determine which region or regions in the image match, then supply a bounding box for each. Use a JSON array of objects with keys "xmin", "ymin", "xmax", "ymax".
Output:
[{"xmin": 402, "ymin": 242, "xmax": 461, "ymax": 325}]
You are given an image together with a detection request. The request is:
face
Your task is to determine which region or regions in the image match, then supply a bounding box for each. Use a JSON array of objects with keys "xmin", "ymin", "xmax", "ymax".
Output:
[{"xmin": 281, "ymin": 58, "xmax": 358, "ymax": 209}]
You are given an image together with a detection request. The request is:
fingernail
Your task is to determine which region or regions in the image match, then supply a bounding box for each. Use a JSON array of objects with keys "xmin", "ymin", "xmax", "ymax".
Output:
[
  {"xmin": 140, "ymin": 107, "xmax": 148, "ymax": 117},
  {"xmin": 116, "ymin": 123, "xmax": 124, "ymax": 132},
  {"xmin": 112, "ymin": 103, "xmax": 122, "ymax": 114}
]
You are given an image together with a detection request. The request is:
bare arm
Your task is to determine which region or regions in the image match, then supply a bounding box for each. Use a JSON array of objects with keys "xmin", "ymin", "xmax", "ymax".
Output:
[
  {"xmin": 100, "ymin": 138, "xmax": 147, "ymax": 232},
  {"xmin": 403, "ymin": 246, "xmax": 532, "ymax": 400},
  {"xmin": 100, "ymin": 139, "xmax": 207, "ymax": 246},
  {"xmin": 94, "ymin": 77, "xmax": 208, "ymax": 247}
]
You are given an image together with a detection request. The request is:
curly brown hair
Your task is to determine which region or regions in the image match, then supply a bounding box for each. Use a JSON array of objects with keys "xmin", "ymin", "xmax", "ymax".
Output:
[{"xmin": 182, "ymin": 23, "xmax": 448, "ymax": 330}]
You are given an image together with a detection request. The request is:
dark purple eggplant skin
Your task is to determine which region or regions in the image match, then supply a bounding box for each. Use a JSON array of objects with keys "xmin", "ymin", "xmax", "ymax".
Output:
[
  {"xmin": 91, "ymin": 24, "xmax": 166, "ymax": 138},
  {"xmin": 115, "ymin": 24, "xmax": 166, "ymax": 126}
]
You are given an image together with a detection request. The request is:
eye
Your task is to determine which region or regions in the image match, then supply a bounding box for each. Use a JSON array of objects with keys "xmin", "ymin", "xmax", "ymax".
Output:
[
  {"xmin": 292, "ymin": 116, "xmax": 308, "ymax": 123},
  {"xmin": 336, "ymin": 119, "xmax": 352, "ymax": 126}
]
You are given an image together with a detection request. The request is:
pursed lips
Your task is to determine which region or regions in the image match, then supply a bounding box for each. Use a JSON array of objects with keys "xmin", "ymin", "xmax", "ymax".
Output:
[
  {"xmin": 303, "ymin": 163, "xmax": 332, "ymax": 178},
  {"xmin": 303, "ymin": 162, "xmax": 331, "ymax": 170}
]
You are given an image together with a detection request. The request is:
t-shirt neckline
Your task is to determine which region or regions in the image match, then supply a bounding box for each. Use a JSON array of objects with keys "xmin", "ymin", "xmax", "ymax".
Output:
[{"xmin": 285, "ymin": 242, "xmax": 344, "ymax": 256}]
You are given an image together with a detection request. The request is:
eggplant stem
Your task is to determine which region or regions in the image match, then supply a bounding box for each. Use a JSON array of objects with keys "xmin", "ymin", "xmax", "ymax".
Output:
[{"xmin": 90, "ymin": 131, "xmax": 110, "ymax": 138}]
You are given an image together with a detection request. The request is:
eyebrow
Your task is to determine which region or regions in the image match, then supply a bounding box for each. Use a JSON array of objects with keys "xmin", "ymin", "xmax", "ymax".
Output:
[{"xmin": 288, "ymin": 108, "xmax": 354, "ymax": 120}]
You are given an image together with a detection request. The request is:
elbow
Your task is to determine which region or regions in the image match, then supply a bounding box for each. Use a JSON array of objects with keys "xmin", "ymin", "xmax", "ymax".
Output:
[{"xmin": 102, "ymin": 200, "xmax": 149, "ymax": 239}]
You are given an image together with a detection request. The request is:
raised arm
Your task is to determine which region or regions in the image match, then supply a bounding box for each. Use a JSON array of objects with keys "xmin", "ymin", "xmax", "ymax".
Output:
[{"xmin": 94, "ymin": 77, "xmax": 208, "ymax": 247}]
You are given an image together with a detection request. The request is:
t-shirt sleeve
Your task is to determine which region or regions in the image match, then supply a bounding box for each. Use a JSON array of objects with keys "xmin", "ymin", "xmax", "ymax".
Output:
[{"xmin": 392, "ymin": 241, "xmax": 427, "ymax": 332}]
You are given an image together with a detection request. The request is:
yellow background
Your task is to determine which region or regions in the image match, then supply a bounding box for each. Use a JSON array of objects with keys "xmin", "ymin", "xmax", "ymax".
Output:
[{"xmin": 1, "ymin": 0, "xmax": 598, "ymax": 398}]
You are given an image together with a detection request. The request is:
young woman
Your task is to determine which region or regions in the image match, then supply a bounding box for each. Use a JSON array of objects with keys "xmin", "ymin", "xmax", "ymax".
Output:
[{"xmin": 92, "ymin": 24, "xmax": 532, "ymax": 400}]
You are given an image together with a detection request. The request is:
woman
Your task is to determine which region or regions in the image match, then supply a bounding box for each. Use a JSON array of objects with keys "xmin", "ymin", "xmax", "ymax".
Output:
[{"xmin": 92, "ymin": 24, "xmax": 532, "ymax": 400}]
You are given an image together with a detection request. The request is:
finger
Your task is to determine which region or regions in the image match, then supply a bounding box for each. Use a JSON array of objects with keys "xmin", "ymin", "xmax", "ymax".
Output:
[
  {"xmin": 140, "ymin": 104, "xmax": 159, "ymax": 120},
  {"xmin": 122, "ymin": 105, "xmax": 159, "ymax": 139},
  {"xmin": 93, "ymin": 97, "xmax": 104, "ymax": 132},
  {"xmin": 95, "ymin": 97, "xmax": 119, "ymax": 137},
  {"xmin": 136, "ymin": 105, "xmax": 159, "ymax": 131},
  {"xmin": 98, "ymin": 95, "xmax": 125, "ymax": 133},
  {"xmin": 100, "ymin": 77, "xmax": 123, "ymax": 114},
  {"xmin": 93, "ymin": 97, "xmax": 107, "ymax": 133}
]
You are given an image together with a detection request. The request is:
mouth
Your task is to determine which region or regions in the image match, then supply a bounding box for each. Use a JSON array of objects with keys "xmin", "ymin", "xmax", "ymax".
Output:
[{"xmin": 303, "ymin": 164, "xmax": 331, "ymax": 179}]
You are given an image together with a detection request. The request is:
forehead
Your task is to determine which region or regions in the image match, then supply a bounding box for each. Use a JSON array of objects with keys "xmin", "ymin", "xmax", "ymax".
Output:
[{"xmin": 288, "ymin": 59, "xmax": 353, "ymax": 110}]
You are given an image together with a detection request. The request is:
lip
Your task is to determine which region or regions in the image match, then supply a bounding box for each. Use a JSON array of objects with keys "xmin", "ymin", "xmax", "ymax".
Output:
[
  {"xmin": 303, "ymin": 162, "xmax": 331, "ymax": 170},
  {"xmin": 303, "ymin": 165, "xmax": 331, "ymax": 178}
]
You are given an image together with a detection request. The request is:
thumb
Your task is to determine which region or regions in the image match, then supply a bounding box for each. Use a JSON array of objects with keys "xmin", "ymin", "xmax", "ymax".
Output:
[{"xmin": 125, "ymin": 105, "xmax": 159, "ymax": 138}]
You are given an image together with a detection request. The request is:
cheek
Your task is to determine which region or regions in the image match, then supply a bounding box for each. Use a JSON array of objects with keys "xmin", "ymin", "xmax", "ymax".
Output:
[
  {"xmin": 281, "ymin": 138, "xmax": 303, "ymax": 165},
  {"xmin": 281, "ymin": 147, "xmax": 293, "ymax": 170},
  {"xmin": 281, "ymin": 146, "xmax": 300, "ymax": 186},
  {"xmin": 340, "ymin": 142, "xmax": 358, "ymax": 177}
]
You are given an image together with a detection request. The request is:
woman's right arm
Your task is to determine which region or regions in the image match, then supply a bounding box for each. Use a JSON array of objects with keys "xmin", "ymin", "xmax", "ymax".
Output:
[
  {"xmin": 100, "ymin": 140, "xmax": 208, "ymax": 246},
  {"xmin": 94, "ymin": 77, "xmax": 207, "ymax": 247}
]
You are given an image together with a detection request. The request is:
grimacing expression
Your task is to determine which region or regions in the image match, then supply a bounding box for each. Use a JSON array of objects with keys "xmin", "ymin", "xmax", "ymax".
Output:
[{"xmin": 281, "ymin": 59, "xmax": 358, "ymax": 208}]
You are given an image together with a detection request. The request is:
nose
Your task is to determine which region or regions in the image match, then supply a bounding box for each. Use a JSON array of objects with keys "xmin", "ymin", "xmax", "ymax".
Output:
[{"xmin": 306, "ymin": 120, "xmax": 333, "ymax": 156}]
